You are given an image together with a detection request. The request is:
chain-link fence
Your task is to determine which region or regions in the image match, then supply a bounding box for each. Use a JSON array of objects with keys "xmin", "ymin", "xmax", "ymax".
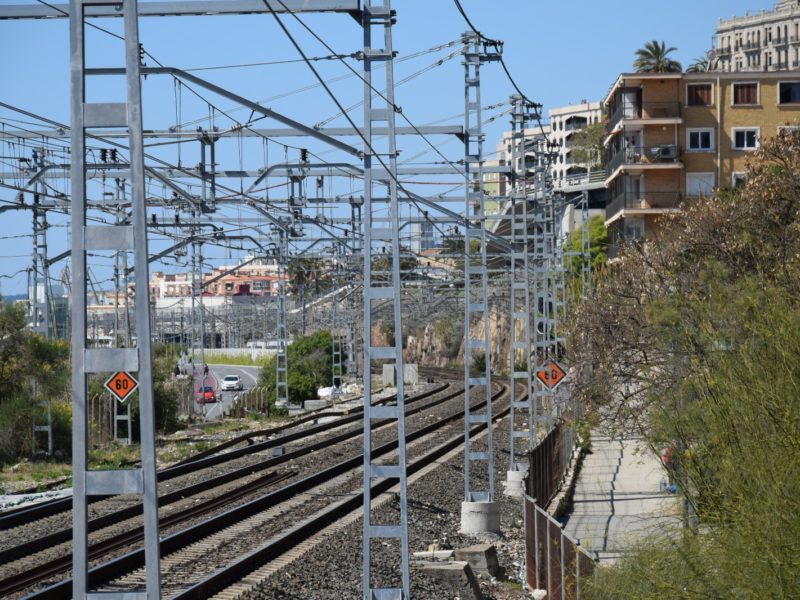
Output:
[
  {"xmin": 229, "ymin": 386, "xmax": 271, "ymax": 417},
  {"xmin": 525, "ymin": 495, "xmax": 597, "ymax": 599}
]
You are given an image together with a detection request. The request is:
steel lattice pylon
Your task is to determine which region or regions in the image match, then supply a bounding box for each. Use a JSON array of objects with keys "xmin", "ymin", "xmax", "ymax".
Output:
[
  {"xmin": 361, "ymin": 2, "xmax": 410, "ymax": 598},
  {"xmin": 30, "ymin": 178, "xmax": 54, "ymax": 457},
  {"xmin": 275, "ymin": 229, "xmax": 289, "ymax": 408},
  {"xmin": 505, "ymin": 95, "xmax": 536, "ymax": 497},
  {"xmin": 461, "ymin": 32, "xmax": 501, "ymax": 532},
  {"xmin": 69, "ymin": 0, "xmax": 161, "ymax": 597}
]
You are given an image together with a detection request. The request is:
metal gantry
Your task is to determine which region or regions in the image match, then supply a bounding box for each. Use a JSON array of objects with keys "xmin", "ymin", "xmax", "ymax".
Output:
[
  {"xmin": 69, "ymin": 0, "xmax": 161, "ymax": 598},
  {"xmin": 275, "ymin": 229, "xmax": 289, "ymax": 408},
  {"xmin": 30, "ymin": 178, "xmax": 54, "ymax": 457},
  {"xmin": 331, "ymin": 259, "xmax": 344, "ymax": 393},
  {"xmin": 361, "ymin": 2, "xmax": 410, "ymax": 598},
  {"xmin": 580, "ymin": 191, "xmax": 592, "ymax": 298},
  {"xmin": 461, "ymin": 32, "xmax": 501, "ymax": 532},
  {"xmin": 505, "ymin": 95, "xmax": 535, "ymax": 497},
  {"xmin": 532, "ymin": 163, "xmax": 561, "ymax": 425}
]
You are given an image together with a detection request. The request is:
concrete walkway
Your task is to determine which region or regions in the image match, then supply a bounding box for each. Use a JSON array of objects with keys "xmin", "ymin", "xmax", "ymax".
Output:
[{"xmin": 562, "ymin": 435, "xmax": 682, "ymax": 562}]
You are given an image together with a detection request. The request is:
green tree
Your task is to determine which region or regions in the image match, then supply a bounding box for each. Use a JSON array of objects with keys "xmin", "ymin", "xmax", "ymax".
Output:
[
  {"xmin": 0, "ymin": 298, "xmax": 70, "ymax": 462},
  {"xmin": 633, "ymin": 40, "xmax": 682, "ymax": 73},
  {"xmin": 564, "ymin": 215, "xmax": 607, "ymax": 298},
  {"xmin": 570, "ymin": 122, "xmax": 607, "ymax": 169},
  {"xmin": 569, "ymin": 131, "xmax": 800, "ymax": 597},
  {"xmin": 257, "ymin": 330, "xmax": 340, "ymax": 407}
]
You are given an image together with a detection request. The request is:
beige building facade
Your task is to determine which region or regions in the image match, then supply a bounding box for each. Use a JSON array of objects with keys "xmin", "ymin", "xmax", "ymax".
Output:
[
  {"xmin": 603, "ymin": 70, "xmax": 800, "ymax": 255},
  {"xmin": 715, "ymin": 0, "xmax": 800, "ymax": 72}
]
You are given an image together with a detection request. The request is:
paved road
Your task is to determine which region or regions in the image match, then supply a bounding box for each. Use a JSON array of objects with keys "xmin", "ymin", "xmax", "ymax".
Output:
[
  {"xmin": 194, "ymin": 364, "xmax": 262, "ymax": 421},
  {"xmin": 562, "ymin": 435, "xmax": 682, "ymax": 562}
]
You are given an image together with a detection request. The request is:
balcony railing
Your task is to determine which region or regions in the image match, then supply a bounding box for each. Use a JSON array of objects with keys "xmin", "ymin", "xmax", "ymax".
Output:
[
  {"xmin": 606, "ymin": 145, "xmax": 682, "ymax": 177},
  {"xmin": 564, "ymin": 120, "xmax": 588, "ymax": 132},
  {"xmin": 606, "ymin": 191, "xmax": 683, "ymax": 220},
  {"xmin": 607, "ymin": 101, "xmax": 681, "ymax": 132},
  {"xmin": 554, "ymin": 170, "xmax": 605, "ymax": 190}
]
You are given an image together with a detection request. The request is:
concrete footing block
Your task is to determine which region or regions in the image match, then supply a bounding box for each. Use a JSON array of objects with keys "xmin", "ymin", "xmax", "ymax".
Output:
[
  {"xmin": 454, "ymin": 543, "xmax": 502, "ymax": 578},
  {"xmin": 417, "ymin": 561, "xmax": 484, "ymax": 600},
  {"xmin": 303, "ymin": 399, "xmax": 328, "ymax": 411},
  {"xmin": 503, "ymin": 469, "xmax": 527, "ymax": 497},
  {"xmin": 460, "ymin": 500, "xmax": 500, "ymax": 534}
]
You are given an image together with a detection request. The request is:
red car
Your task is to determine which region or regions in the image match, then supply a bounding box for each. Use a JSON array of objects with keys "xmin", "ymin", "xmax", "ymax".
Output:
[{"xmin": 196, "ymin": 385, "xmax": 218, "ymax": 404}]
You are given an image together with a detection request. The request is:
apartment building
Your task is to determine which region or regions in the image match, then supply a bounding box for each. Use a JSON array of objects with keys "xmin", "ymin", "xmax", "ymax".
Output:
[
  {"xmin": 715, "ymin": 0, "xmax": 800, "ymax": 72},
  {"xmin": 603, "ymin": 70, "xmax": 800, "ymax": 255},
  {"xmin": 549, "ymin": 101, "xmax": 604, "ymax": 186}
]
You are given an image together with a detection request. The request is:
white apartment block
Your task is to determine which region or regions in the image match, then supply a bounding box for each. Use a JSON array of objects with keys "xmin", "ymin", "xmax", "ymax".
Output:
[
  {"xmin": 548, "ymin": 101, "xmax": 604, "ymax": 186},
  {"xmin": 715, "ymin": 0, "xmax": 800, "ymax": 72}
]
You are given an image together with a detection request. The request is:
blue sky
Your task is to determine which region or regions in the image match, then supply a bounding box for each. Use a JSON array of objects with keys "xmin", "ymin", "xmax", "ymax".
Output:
[{"xmin": 0, "ymin": 0, "xmax": 769, "ymax": 295}]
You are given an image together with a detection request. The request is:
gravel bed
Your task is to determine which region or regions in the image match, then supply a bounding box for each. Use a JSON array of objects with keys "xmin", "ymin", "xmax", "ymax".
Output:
[
  {"xmin": 245, "ymin": 410, "xmax": 528, "ymax": 600},
  {"xmin": 151, "ymin": 386, "xmax": 489, "ymax": 595}
]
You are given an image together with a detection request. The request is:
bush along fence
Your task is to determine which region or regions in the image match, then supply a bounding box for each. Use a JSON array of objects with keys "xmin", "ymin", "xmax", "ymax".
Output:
[
  {"xmin": 524, "ymin": 421, "xmax": 597, "ymax": 598},
  {"xmin": 229, "ymin": 386, "xmax": 271, "ymax": 417}
]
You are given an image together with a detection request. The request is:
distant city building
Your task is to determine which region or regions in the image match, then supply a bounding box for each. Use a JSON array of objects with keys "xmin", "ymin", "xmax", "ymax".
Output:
[
  {"xmin": 149, "ymin": 261, "xmax": 282, "ymax": 300},
  {"xmin": 488, "ymin": 102, "xmax": 606, "ymax": 238},
  {"xmin": 602, "ymin": 70, "xmax": 800, "ymax": 257},
  {"xmin": 715, "ymin": 0, "xmax": 800, "ymax": 72}
]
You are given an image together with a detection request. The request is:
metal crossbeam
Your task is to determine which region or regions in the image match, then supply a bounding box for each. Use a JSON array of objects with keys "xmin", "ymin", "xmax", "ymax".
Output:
[
  {"xmin": 0, "ymin": 0, "xmax": 360, "ymax": 19},
  {"xmin": 0, "ymin": 125, "xmax": 463, "ymax": 140}
]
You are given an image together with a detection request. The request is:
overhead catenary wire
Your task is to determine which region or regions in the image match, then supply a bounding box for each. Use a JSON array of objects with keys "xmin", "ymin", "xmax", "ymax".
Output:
[{"xmin": 451, "ymin": 0, "xmax": 552, "ymax": 146}]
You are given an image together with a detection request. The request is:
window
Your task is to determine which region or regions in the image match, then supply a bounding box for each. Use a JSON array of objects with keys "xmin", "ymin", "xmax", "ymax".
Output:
[
  {"xmin": 687, "ymin": 172, "xmax": 715, "ymax": 197},
  {"xmin": 733, "ymin": 82, "xmax": 759, "ymax": 105},
  {"xmin": 732, "ymin": 173, "xmax": 747, "ymax": 189},
  {"xmin": 779, "ymin": 82, "xmax": 800, "ymax": 104},
  {"xmin": 733, "ymin": 127, "xmax": 759, "ymax": 150},
  {"xmin": 623, "ymin": 218, "xmax": 645, "ymax": 242},
  {"xmin": 687, "ymin": 83, "xmax": 713, "ymax": 106},
  {"xmin": 687, "ymin": 128, "xmax": 714, "ymax": 151}
]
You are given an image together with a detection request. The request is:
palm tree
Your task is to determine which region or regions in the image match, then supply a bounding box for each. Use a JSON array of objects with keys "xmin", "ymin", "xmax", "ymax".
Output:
[
  {"xmin": 634, "ymin": 40, "xmax": 682, "ymax": 73},
  {"xmin": 687, "ymin": 50, "xmax": 717, "ymax": 73}
]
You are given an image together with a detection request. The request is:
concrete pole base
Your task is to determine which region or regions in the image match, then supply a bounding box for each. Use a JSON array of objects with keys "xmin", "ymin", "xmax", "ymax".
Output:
[
  {"xmin": 460, "ymin": 500, "xmax": 500, "ymax": 534},
  {"xmin": 503, "ymin": 469, "xmax": 528, "ymax": 497}
]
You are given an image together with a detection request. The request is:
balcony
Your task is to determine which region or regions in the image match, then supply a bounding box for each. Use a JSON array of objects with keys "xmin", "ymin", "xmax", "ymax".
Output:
[
  {"xmin": 716, "ymin": 45, "xmax": 732, "ymax": 55},
  {"xmin": 606, "ymin": 191, "xmax": 683, "ymax": 222},
  {"xmin": 607, "ymin": 102, "xmax": 681, "ymax": 132},
  {"xmin": 606, "ymin": 145, "xmax": 682, "ymax": 179}
]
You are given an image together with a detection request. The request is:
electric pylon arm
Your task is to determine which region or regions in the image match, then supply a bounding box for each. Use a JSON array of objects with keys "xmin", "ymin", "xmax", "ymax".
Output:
[{"xmin": 86, "ymin": 67, "xmax": 363, "ymax": 158}]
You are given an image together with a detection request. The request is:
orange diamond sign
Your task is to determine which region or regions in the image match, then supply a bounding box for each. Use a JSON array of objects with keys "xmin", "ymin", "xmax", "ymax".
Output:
[
  {"xmin": 535, "ymin": 361, "xmax": 568, "ymax": 390},
  {"xmin": 104, "ymin": 371, "xmax": 139, "ymax": 403}
]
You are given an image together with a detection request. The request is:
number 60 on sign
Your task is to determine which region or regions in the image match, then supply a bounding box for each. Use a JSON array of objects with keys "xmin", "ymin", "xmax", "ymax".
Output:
[{"xmin": 104, "ymin": 371, "xmax": 139, "ymax": 403}]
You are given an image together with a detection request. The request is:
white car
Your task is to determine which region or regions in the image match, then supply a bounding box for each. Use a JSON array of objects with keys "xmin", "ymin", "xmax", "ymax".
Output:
[{"xmin": 221, "ymin": 375, "xmax": 244, "ymax": 391}]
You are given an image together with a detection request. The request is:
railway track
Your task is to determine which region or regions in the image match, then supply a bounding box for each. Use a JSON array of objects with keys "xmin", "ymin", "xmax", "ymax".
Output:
[
  {"xmin": 10, "ymin": 381, "xmax": 508, "ymax": 599},
  {"xmin": 0, "ymin": 383, "xmax": 449, "ymax": 533},
  {"xmin": 0, "ymin": 380, "xmax": 475, "ymax": 597}
]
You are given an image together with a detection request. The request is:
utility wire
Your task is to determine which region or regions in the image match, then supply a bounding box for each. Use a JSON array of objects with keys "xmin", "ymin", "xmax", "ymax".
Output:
[
  {"xmin": 451, "ymin": 0, "xmax": 552, "ymax": 146},
  {"xmin": 262, "ymin": 0, "xmax": 488, "ymax": 259}
]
